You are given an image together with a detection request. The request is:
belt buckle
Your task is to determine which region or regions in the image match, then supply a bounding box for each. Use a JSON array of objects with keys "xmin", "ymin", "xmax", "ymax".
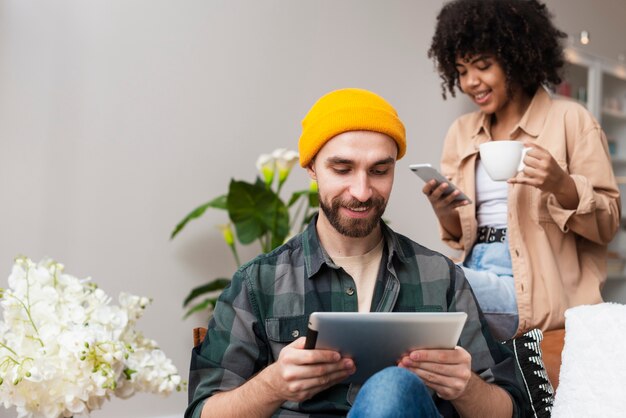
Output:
[{"xmin": 485, "ymin": 227, "xmax": 494, "ymax": 243}]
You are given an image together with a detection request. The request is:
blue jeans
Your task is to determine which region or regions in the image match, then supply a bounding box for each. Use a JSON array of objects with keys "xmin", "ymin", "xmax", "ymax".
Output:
[
  {"xmin": 348, "ymin": 367, "xmax": 440, "ymax": 418},
  {"xmin": 461, "ymin": 239, "xmax": 519, "ymax": 341}
]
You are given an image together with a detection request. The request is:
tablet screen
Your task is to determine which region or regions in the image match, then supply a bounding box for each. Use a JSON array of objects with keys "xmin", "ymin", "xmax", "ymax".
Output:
[{"xmin": 305, "ymin": 312, "xmax": 467, "ymax": 383}]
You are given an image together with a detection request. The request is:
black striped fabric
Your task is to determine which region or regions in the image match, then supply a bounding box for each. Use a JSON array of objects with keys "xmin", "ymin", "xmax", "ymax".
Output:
[{"xmin": 502, "ymin": 329, "xmax": 554, "ymax": 418}]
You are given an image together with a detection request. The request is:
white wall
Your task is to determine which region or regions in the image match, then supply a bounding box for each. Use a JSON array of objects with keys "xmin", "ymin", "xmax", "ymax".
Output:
[{"xmin": 1, "ymin": 1, "xmax": 625, "ymax": 417}]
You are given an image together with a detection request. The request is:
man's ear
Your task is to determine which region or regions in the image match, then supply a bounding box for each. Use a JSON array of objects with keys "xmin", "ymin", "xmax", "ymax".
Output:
[{"xmin": 305, "ymin": 160, "xmax": 317, "ymax": 180}]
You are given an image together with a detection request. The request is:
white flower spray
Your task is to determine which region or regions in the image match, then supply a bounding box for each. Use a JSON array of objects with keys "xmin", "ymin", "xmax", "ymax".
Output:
[{"xmin": 0, "ymin": 256, "xmax": 184, "ymax": 418}]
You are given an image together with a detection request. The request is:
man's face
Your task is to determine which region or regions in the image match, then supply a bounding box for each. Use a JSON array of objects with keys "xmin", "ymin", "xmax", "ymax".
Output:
[{"xmin": 307, "ymin": 131, "xmax": 397, "ymax": 238}]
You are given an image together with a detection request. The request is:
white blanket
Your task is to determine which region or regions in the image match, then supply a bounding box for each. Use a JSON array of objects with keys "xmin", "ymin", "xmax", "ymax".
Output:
[{"xmin": 552, "ymin": 302, "xmax": 626, "ymax": 418}]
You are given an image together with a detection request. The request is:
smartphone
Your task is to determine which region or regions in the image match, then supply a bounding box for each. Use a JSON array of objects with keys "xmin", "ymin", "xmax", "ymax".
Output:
[{"xmin": 409, "ymin": 163, "xmax": 472, "ymax": 203}]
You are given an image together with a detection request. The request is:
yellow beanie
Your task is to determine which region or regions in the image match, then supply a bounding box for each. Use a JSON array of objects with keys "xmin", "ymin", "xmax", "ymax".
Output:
[{"xmin": 298, "ymin": 88, "xmax": 406, "ymax": 167}]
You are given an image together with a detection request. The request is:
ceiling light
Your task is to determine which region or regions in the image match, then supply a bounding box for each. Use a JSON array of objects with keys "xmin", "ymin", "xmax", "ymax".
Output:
[{"xmin": 580, "ymin": 30, "xmax": 590, "ymax": 45}]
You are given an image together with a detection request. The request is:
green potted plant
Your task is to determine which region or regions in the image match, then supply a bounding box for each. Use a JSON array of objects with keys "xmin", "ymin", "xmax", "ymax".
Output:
[{"xmin": 171, "ymin": 148, "xmax": 318, "ymax": 318}]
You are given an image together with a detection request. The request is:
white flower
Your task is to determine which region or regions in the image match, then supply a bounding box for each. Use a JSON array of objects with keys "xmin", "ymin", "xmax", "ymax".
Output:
[
  {"xmin": 272, "ymin": 148, "xmax": 299, "ymax": 185},
  {"xmin": 0, "ymin": 256, "xmax": 184, "ymax": 418},
  {"xmin": 255, "ymin": 153, "xmax": 275, "ymax": 186}
]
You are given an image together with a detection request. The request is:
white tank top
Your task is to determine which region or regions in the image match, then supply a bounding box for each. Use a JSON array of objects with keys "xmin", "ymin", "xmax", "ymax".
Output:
[{"xmin": 475, "ymin": 160, "xmax": 508, "ymax": 228}]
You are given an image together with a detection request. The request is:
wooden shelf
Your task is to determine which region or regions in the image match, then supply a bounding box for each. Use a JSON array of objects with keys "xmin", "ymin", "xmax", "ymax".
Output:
[{"xmin": 602, "ymin": 107, "xmax": 626, "ymax": 121}]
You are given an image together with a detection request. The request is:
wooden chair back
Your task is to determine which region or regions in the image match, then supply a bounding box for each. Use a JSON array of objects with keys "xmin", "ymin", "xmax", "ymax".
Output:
[{"xmin": 193, "ymin": 327, "xmax": 208, "ymax": 347}]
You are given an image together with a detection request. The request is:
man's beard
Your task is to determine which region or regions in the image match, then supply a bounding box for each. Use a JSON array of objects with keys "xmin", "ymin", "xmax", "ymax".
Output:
[{"xmin": 319, "ymin": 195, "xmax": 387, "ymax": 238}]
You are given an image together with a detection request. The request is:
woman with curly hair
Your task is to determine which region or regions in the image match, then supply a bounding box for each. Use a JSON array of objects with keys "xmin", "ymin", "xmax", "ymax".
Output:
[{"xmin": 424, "ymin": 0, "xmax": 620, "ymax": 341}]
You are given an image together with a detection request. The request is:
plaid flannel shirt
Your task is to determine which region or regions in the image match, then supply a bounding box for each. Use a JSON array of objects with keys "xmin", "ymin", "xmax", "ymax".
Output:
[{"xmin": 186, "ymin": 219, "xmax": 529, "ymax": 418}]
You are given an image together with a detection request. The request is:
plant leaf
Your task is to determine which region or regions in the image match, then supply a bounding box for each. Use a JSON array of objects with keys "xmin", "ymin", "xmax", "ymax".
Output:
[
  {"xmin": 170, "ymin": 195, "xmax": 228, "ymax": 239},
  {"xmin": 268, "ymin": 196, "xmax": 290, "ymax": 249},
  {"xmin": 227, "ymin": 180, "xmax": 289, "ymax": 247},
  {"xmin": 183, "ymin": 297, "xmax": 219, "ymax": 319},
  {"xmin": 303, "ymin": 210, "xmax": 318, "ymax": 225},
  {"xmin": 287, "ymin": 190, "xmax": 307, "ymax": 207},
  {"xmin": 287, "ymin": 189, "xmax": 319, "ymax": 208},
  {"xmin": 308, "ymin": 190, "xmax": 319, "ymax": 207},
  {"xmin": 182, "ymin": 278, "xmax": 231, "ymax": 307}
]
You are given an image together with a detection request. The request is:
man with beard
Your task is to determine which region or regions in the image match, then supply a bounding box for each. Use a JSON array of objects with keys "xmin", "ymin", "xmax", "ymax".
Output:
[{"xmin": 186, "ymin": 88, "xmax": 528, "ymax": 418}]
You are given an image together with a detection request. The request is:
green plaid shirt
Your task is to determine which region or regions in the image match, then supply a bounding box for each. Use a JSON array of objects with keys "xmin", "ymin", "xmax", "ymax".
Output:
[{"xmin": 186, "ymin": 219, "xmax": 529, "ymax": 418}]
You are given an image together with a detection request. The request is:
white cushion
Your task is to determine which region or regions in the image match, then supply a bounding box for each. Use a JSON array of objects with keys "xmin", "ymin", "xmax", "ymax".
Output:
[{"xmin": 551, "ymin": 302, "xmax": 626, "ymax": 418}]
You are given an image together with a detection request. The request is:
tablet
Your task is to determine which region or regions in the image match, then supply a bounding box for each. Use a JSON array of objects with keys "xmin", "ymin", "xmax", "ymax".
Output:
[
  {"xmin": 410, "ymin": 163, "xmax": 472, "ymax": 203},
  {"xmin": 304, "ymin": 311, "xmax": 467, "ymax": 383}
]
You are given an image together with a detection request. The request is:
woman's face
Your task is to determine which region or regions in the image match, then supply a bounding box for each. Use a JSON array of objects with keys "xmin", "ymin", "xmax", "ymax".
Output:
[{"xmin": 455, "ymin": 54, "xmax": 510, "ymax": 115}]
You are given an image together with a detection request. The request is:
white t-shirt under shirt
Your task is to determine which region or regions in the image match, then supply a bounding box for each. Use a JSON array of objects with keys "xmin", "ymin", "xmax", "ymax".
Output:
[
  {"xmin": 475, "ymin": 160, "xmax": 508, "ymax": 228},
  {"xmin": 331, "ymin": 238, "xmax": 384, "ymax": 312}
]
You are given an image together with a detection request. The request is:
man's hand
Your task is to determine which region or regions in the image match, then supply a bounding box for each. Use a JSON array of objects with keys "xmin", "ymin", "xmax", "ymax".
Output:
[
  {"xmin": 261, "ymin": 337, "xmax": 355, "ymax": 403},
  {"xmin": 398, "ymin": 346, "xmax": 472, "ymax": 400}
]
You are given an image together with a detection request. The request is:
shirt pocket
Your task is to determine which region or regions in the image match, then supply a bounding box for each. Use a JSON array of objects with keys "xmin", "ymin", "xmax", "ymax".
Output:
[{"xmin": 266, "ymin": 314, "xmax": 310, "ymax": 343}]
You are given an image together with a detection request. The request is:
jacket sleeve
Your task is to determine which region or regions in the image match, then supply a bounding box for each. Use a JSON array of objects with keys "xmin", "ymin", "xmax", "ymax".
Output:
[{"xmin": 546, "ymin": 114, "xmax": 621, "ymax": 245}]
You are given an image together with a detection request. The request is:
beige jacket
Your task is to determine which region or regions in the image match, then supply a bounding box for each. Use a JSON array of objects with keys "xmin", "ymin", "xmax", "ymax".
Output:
[{"xmin": 440, "ymin": 87, "xmax": 621, "ymax": 334}]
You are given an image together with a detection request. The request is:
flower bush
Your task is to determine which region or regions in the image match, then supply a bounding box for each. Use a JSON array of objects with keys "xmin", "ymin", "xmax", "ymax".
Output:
[
  {"xmin": 171, "ymin": 148, "xmax": 318, "ymax": 318},
  {"xmin": 0, "ymin": 256, "xmax": 183, "ymax": 418}
]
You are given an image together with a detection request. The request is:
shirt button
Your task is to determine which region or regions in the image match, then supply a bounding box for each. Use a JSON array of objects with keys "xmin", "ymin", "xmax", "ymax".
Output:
[
  {"xmin": 515, "ymin": 249, "xmax": 520, "ymax": 257},
  {"xmin": 346, "ymin": 287, "xmax": 355, "ymax": 296},
  {"xmin": 291, "ymin": 330, "xmax": 299, "ymax": 338}
]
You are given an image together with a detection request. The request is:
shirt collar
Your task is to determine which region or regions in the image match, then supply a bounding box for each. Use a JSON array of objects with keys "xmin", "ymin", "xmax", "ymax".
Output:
[
  {"xmin": 515, "ymin": 86, "xmax": 551, "ymax": 138},
  {"xmin": 302, "ymin": 216, "xmax": 408, "ymax": 280},
  {"xmin": 470, "ymin": 86, "xmax": 549, "ymax": 139}
]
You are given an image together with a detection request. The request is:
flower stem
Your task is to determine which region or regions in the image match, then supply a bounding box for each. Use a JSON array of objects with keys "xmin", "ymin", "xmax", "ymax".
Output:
[
  {"xmin": 290, "ymin": 196, "xmax": 306, "ymax": 231},
  {"xmin": 229, "ymin": 245, "xmax": 241, "ymax": 267},
  {"xmin": 0, "ymin": 341, "xmax": 18, "ymax": 357},
  {"xmin": 6, "ymin": 293, "xmax": 44, "ymax": 347}
]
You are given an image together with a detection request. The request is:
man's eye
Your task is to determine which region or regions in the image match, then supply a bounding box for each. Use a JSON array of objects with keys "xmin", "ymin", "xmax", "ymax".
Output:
[
  {"xmin": 372, "ymin": 168, "xmax": 389, "ymax": 176},
  {"xmin": 333, "ymin": 168, "xmax": 350, "ymax": 174}
]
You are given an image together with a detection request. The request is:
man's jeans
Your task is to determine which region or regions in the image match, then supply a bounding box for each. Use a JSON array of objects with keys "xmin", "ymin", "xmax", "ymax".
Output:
[
  {"xmin": 461, "ymin": 239, "xmax": 519, "ymax": 341},
  {"xmin": 348, "ymin": 367, "xmax": 440, "ymax": 418}
]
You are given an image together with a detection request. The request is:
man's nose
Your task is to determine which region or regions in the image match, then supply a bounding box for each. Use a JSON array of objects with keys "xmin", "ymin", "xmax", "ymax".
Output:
[{"xmin": 350, "ymin": 173, "xmax": 373, "ymax": 202}]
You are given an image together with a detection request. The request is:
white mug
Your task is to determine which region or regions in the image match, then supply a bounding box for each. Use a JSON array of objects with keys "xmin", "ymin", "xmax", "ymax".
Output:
[{"xmin": 479, "ymin": 140, "xmax": 531, "ymax": 181}]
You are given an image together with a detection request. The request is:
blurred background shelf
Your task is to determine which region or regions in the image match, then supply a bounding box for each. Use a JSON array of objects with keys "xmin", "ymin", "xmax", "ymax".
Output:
[
  {"xmin": 603, "ymin": 107, "xmax": 626, "ymax": 121},
  {"xmin": 558, "ymin": 49, "xmax": 626, "ymax": 300}
]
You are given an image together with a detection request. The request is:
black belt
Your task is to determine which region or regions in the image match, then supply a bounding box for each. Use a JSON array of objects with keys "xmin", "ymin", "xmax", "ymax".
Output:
[{"xmin": 477, "ymin": 227, "xmax": 507, "ymax": 243}]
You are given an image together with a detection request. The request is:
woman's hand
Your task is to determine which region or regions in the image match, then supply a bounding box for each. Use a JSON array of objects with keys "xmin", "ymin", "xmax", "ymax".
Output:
[
  {"xmin": 422, "ymin": 180, "xmax": 468, "ymax": 238},
  {"xmin": 423, "ymin": 180, "xmax": 469, "ymax": 214},
  {"xmin": 508, "ymin": 142, "xmax": 579, "ymax": 209}
]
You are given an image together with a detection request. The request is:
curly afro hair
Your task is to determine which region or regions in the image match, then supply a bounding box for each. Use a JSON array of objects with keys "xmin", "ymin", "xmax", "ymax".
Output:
[{"xmin": 428, "ymin": 0, "xmax": 567, "ymax": 99}]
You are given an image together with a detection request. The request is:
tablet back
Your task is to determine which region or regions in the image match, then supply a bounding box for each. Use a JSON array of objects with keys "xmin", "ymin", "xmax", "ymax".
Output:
[{"xmin": 306, "ymin": 311, "xmax": 467, "ymax": 383}]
